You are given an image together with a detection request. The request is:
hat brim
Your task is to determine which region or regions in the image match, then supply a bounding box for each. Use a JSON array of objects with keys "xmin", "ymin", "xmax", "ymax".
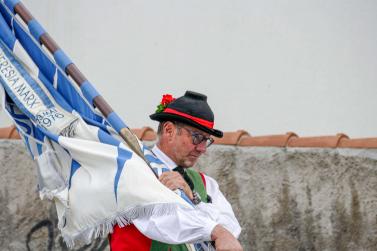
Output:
[{"xmin": 150, "ymin": 112, "xmax": 223, "ymax": 138}]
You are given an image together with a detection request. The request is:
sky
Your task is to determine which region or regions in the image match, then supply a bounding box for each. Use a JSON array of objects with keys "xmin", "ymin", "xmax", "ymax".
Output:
[{"xmin": 1, "ymin": 0, "xmax": 377, "ymax": 138}]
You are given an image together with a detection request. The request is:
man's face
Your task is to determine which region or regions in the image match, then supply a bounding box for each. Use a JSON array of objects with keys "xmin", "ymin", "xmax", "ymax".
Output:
[{"xmin": 168, "ymin": 123, "xmax": 212, "ymax": 168}]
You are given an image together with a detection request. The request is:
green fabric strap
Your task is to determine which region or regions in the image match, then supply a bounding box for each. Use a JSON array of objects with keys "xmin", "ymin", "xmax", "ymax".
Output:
[
  {"xmin": 150, "ymin": 168, "xmax": 208, "ymax": 251},
  {"xmin": 150, "ymin": 241, "xmax": 189, "ymax": 251},
  {"xmin": 186, "ymin": 168, "xmax": 208, "ymax": 203}
]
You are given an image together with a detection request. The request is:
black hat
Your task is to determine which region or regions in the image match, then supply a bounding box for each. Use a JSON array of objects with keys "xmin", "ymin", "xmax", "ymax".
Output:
[{"xmin": 150, "ymin": 91, "xmax": 223, "ymax": 138}]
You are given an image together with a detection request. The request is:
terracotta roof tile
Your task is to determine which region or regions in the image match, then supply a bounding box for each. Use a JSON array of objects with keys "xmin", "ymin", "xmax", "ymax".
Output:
[
  {"xmin": 213, "ymin": 130, "xmax": 250, "ymax": 145},
  {"xmin": 0, "ymin": 125, "xmax": 21, "ymax": 139},
  {"xmin": 287, "ymin": 133, "xmax": 349, "ymax": 148},
  {"xmin": 2, "ymin": 125, "xmax": 377, "ymax": 149},
  {"xmin": 238, "ymin": 132, "xmax": 298, "ymax": 147},
  {"xmin": 338, "ymin": 137, "xmax": 377, "ymax": 148},
  {"xmin": 131, "ymin": 127, "xmax": 157, "ymax": 141}
]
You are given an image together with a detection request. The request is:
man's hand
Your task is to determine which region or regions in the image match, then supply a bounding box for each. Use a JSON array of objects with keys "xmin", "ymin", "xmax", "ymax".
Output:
[
  {"xmin": 211, "ymin": 225, "xmax": 243, "ymax": 251},
  {"xmin": 159, "ymin": 171, "xmax": 193, "ymax": 200}
]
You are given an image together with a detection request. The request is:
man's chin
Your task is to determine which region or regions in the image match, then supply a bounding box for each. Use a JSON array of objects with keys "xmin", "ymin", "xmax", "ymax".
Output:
[{"xmin": 183, "ymin": 159, "xmax": 197, "ymax": 168}]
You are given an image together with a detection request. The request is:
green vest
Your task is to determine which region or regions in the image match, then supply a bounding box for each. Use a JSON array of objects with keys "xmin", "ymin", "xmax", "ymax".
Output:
[{"xmin": 150, "ymin": 168, "xmax": 208, "ymax": 251}]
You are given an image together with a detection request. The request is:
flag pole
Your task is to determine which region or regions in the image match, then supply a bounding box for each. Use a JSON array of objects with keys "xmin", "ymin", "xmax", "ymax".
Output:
[{"xmin": 11, "ymin": 2, "xmax": 147, "ymax": 161}]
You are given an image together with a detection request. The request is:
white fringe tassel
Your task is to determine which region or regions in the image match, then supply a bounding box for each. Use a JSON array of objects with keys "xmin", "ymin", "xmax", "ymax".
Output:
[{"xmin": 61, "ymin": 202, "xmax": 181, "ymax": 249}]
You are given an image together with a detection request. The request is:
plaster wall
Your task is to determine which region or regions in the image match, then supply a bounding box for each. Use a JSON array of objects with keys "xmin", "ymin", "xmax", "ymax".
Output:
[{"xmin": 1, "ymin": 140, "xmax": 376, "ymax": 250}]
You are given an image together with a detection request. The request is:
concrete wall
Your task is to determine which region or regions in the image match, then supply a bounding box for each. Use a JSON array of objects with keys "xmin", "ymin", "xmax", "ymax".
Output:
[
  {"xmin": 196, "ymin": 146, "xmax": 377, "ymax": 251},
  {"xmin": 1, "ymin": 140, "xmax": 377, "ymax": 250}
]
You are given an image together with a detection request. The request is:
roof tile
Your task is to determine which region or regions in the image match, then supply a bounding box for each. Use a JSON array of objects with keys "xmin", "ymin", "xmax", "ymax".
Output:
[
  {"xmin": 131, "ymin": 127, "xmax": 157, "ymax": 141},
  {"xmin": 287, "ymin": 133, "xmax": 349, "ymax": 148},
  {"xmin": 338, "ymin": 137, "xmax": 377, "ymax": 148},
  {"xmin": 213, "ymin": 130, "xmax": 250, "ymax": 145},
  {"xmin": 0, "ymin": 126, "xmax": 21, "ymax": 139},
  {"xmin": 238, "ymin": 132, "xmax": 298, "ymax": 147},
  {"xmin": 2, "ymin": 125, "xmax": 377, "ymax": 149}
]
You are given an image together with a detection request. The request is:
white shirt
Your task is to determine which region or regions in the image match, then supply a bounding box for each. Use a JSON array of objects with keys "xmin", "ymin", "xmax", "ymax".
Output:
[{"xmin": 133, "ymin": 145, "xmax": 241, "ymax": 244}]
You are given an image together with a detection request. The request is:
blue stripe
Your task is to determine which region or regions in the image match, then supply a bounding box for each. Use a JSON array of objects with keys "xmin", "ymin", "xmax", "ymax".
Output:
[
  {"xmin": 9, "ymin": 102, "xmax": 46, "ymax": 145},
  {"xmin": 14, "ymin": 119, "xmax": 31, "ymax": 135},
  {"xmin": 107, "ymin": 112, "xmax": 127, "ymax": 133},
  {"xmin": 80, "ymin": 80, "xmax": 99, "ymax": 106},
  {"xmin": 36, "ymin": 142, "xmax": 43, "ymax": 155},
  {"xmin": 92, "ymin": 112, "xmax": 104, "ymax": 123},
  {"xmin": 194, "ymin": 243, "xmax": 205, "ymax": 251},
  {"xmin": 68, "ymin": 159, "xmax": 81, "ymax": 189},
  {"xmin": 12, "ymin": 113, "xmax": 29, "ymax": 120},
  {"xmin": 13, "ymin": 20, "xmax": 56, "ymax": 82},
  {"xmin": 8, "ymin": 104, "xmax": 29, "ymax": 120},
  {"xmin": 161, "ymin": 167, "xmax": 170, "ymax": 172},
  {"xmin": 180, "ymin": 191, "xmax": 193, "ymax": 204},
  {"xmin": 38, "ymin": 71, "xmax": 73, "ymax": 113},
  {"xmin": 145, "ymin": 154, "xmax": 164, "ymax": 165},
  {"xmin": 7, "ymin": 101, "xmax": 48, "ymax": 148},
  {"xmin": 0, "ymin": 2, "xmax": 13, "ymax": 29},
  {"xmin": 98, "ymin": 127, "xmax": 135, "ymax": 202},
  {"xmin": 22, "ymin": 134, "xmax": 34, "ymax": 157},
  {"xmin": 104, "ymin": 120, "xmax": 111, "ymax": 127},
  {"xmin": 0, "ymin": 11, "xmax": 15, "ymax": 50},
  {"xmin": 56, "ymin": 72, "xmax": 101, "ymax": 121},
  {"xmin": 82, "ymin": 116, "xmax": 108, "ymax": 132},
  {"xmin": 98, "ymin": 129, "xmax": 120, "ymax": 147},
  {"xmin": 28, "ymin": 19, "xmax": 46, "ymax": 41},
  {"xmin": 152, "ymin": 167, "xmax": 170, "ymax": 174},
  {"xmin": 4, "ymin": 0, "xmax": 20, "ymax": 13},
  {"xmin": 142, "ymin": 144, "xmax": 149, "ymax": 152},
  {"xmin": 39, "ymin": 128, "xmax": 59, "ymax": 143},
  {"xmin": 33, "ymin": 123, "xmax": 45, "ymax": 143},
  {"xmin": 53, "ymin": 49, "xmax": 72, "ymax": 71},
  {"xmin": 114, "ymin": 147, "xmax": 133, "ymax": 202}
]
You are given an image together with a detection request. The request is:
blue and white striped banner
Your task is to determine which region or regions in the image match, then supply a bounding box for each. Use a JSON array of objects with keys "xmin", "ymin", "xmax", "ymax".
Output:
[{"xmin": 0, "ymin": 0, "xmax": 192, "ymax": 248}]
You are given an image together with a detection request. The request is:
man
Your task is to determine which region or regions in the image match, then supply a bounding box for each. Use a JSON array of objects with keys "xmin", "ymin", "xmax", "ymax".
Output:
[{"xmin": 110, "ymin": 91, "xmax": 242, "ymax": 251}]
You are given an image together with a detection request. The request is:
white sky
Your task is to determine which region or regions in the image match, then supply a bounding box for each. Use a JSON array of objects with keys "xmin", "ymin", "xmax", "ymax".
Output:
[{"xmin": 1, "ymin": 0, "xmax": 377, "ymax": 138}]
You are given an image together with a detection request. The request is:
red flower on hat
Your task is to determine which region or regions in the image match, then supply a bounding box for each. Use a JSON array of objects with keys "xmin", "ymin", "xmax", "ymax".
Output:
[
  {"xmin": 156, "ymin": 94, "xmax": 176, "ymax": 113},
  {"xmin": 161, "ymin": 94, "xmax": 175, "ymax": 105}
]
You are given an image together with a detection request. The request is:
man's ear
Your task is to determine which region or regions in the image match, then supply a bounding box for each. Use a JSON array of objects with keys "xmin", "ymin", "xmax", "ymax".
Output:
[{"xmin": 163, "ymin": 121, "xmax": 175, "ymax": 138}]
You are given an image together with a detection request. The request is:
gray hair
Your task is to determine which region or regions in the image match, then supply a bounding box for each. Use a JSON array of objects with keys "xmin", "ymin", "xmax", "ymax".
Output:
[{"xmin": 157, "ymin": 121, "xmax": 184, "ymax": 136}]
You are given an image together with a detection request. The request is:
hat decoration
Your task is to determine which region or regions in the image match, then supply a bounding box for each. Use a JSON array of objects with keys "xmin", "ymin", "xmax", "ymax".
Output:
[{"xmin": 155, "ymin": 94, "xmax": 176, "ymax": 113}]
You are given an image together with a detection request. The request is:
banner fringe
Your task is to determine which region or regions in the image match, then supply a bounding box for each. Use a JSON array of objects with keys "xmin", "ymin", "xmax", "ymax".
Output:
[{"xmin": 61, "ymin": 202, "xmax": 182, "ymax": 249}]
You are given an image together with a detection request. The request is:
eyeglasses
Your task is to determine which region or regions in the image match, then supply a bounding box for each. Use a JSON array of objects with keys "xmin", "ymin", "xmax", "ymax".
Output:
[{"xmin": 178, "ymin": 126, "xmax": 214, "ymax": 148}]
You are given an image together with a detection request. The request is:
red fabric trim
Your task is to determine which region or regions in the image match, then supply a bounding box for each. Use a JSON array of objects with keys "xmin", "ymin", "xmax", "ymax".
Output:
[
  {"xmin": 164, "ymin": 108, "xmax": 214, "ymax": 129},
  {"xmin": 199, "ymin": 172, "xmax": 207, "ymax": 189},
  {"xmin": 109, "ymin": 224, "xmax": 152, "ymax": 251}
]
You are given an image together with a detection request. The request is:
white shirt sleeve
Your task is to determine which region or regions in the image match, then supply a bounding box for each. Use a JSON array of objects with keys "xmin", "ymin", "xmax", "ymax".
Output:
[
  {"xmin": 201, "ymin": 174, "xmax": 242, "ymax": 238},
  {"xmin": 133, "ymin": 205, "xmax": 218, "ymax": 244},
  {"xmin": 133, "ymin": 174, "xmax": 241, "ymax": 244}
]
